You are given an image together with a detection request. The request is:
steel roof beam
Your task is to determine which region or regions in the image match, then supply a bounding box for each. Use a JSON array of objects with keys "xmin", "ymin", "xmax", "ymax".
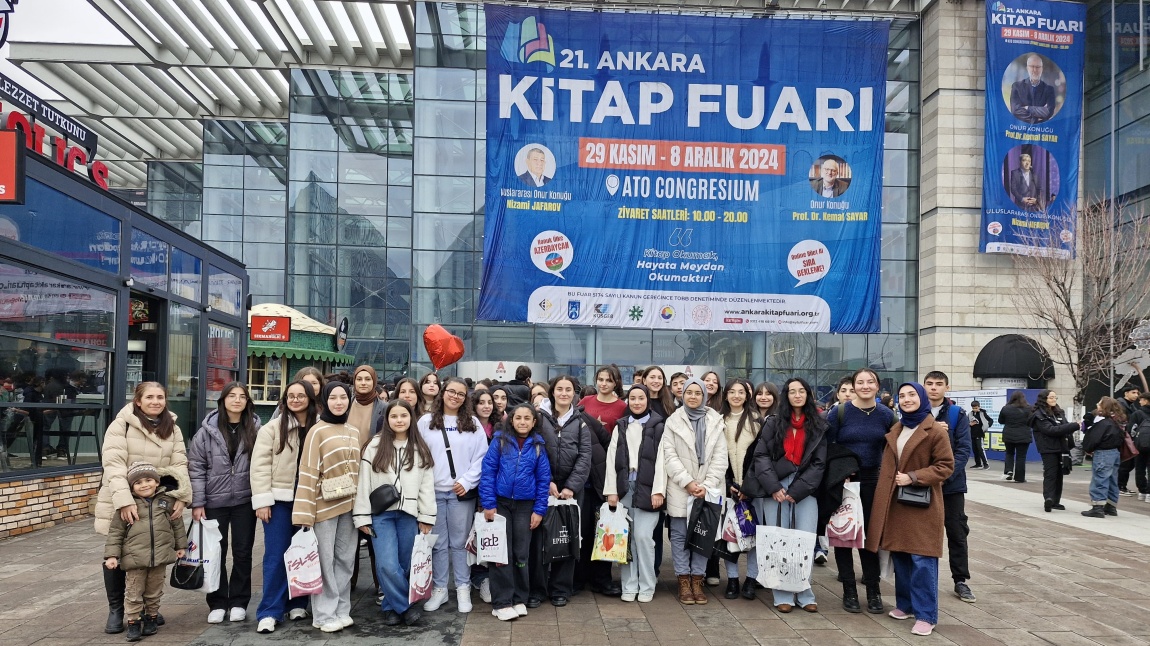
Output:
[
  {"xmin": 113, "ymin": 65, "xmax": 183, "ymax": 115},
  {"xmin": 139, "ymin": 66, "xmax": 203, "ymax": 115},
  {"xmin": 370, "ymin": 3, "xmax": 403, "ymax": 68},
  {"xmin": 236, "ymin": 67, "xmax": 281, "ymax": 111},
  {"xmin": 200, "ymin": 0, "xmax": 261, "ymax": 66},
  {"xmin": 90, "ymin": 64, "xmax": 158, "ymax": 115},
  {"xmin": 316, "ymin": 1, "xmax": 357, "ymax": 65},
  {"xmin": 118, "ymin": 0, "xmax": 192, "ymax": 62},
  {"xmin": 147, "ymin": 0, "xmax": 216, "ymax": 64},
  {"xmin": 144, "ymin": 118, "xmax": 202, "ymax": 153},
  {"xmin": 286, "ymin": 0, "xmax": 334, "ymax": 65},
  {"xmin": 122, "ymin": 117, "xmax": 196, "ymax": 158},
  {"xmin": 204, "ymin": 67, "xmax": 263, "ymax": 115},
  {"xmin": 171, "ymin": 0, "xmax": 240, "ymax": 65},
  {"xmin": 345, "ymin": 1, "xmax": 380, "ymax": 66},
  {"xmin": 87, "ymin": 118, "xmax": 163, "ymax": 159},
  {"xmin": 178, "ymin": 66, "xmax": 243, "ymax": 114},
  {"xmin": 7, "ymin": 42, "xmax": 151, "ymax": 66},
  {"xmin": 260, "ymin": 69, "xmax": 290, "ymax": 105},
  {"xmin": 26, "ymin": 62, "xmax": 120, "ymax": 115},
  {"xmin": 88, "ymin": 0, "xmax": 168, "ymax": 61},
  {"xmin": 230, "ymin": 0, "xmax": 287, "ymax": 65},
  {"xmin": 397, "ymin": 4, "xmax": 416, "ymax": 50}
]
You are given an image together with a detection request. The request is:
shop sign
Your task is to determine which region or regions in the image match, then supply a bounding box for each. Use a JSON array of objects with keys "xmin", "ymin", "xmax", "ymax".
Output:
[
  {"xmin": 0, "ymin": 128, "xmax": 23, "ymax": 204},
  {"xmin": 129, "ymin": 298, "xmax": 148, "ymax": 324},
  {"xmin": 0, "ymin": 72, "xmax": 108, "ymax": 189},
  {"xmin": 251, "ymin": 315, "xmax": 291, "ymax": 342},
  {"xmin": 0, "ymin": 1, "xmax": 17, "ymax": 49},
  {"xmin": 335, "ymin": 317, "xmax": 349, "ymax": 351}
]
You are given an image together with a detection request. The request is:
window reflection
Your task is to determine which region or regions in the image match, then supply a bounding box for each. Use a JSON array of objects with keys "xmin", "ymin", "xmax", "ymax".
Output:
[{"xmin": 0, "ymin": 261, "xmax": 117, "ymax": 346}]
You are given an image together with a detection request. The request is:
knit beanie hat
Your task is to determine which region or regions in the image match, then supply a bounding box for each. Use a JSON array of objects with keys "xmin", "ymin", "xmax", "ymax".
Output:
[{"xmin": 126, "ymin": 461, "xmax": 159, "ymax": 488}]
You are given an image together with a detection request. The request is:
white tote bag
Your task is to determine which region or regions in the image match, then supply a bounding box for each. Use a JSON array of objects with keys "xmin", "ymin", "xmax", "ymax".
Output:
[
  {"xmin": 409, "ymin": 533, "xmax": 438, "ymax": 604},
  {"xmin": 474, "ymin": 512, "xmax": 508, "ymax": 565},
  {"xmin": 178, "ymin": 519, "xmax": 223, "ymax": 593},
  {"xmin": 826, "ymin": 481, "xmax": 866, "ymax": 549},
  {"xmin": 755, "ymin": 506, "xmax": 816, "ymax": 593}
]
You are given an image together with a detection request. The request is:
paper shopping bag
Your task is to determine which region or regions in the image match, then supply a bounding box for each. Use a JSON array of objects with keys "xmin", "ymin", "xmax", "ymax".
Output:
[
  {"xmin": 285, "ymin": 528, "xmax": 323, "ymax": 598},
  {"xmin": 591, "ymin": 503, "xmax": 629, "ymax": 563},
  {"xmin": 175, "ymin": 519, "xmax": 222, "ymax": 593},
  {"xmin": 475, "ymin": 512, "xmax": 508, "ymax": 565},
  {"xmin": 826, "ymin": 481, "xmax": 866, "ymax": 549},
  {"xmin": 409, "ymin": 533, "xmax": 437, "ymax": 604}
]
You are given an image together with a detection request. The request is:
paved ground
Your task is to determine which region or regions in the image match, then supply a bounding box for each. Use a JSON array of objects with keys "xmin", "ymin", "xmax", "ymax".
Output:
[{"xmin": 3, "ymin": 461, "xmax": 1150, "ymax": 646}]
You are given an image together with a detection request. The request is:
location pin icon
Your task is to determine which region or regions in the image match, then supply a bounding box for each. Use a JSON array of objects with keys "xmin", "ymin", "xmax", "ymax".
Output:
[{"xmin": 605, "ymin": 174, "xmax": 620, "ymax": 196}]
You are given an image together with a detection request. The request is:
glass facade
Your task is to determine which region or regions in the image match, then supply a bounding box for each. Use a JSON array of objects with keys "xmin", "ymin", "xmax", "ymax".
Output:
[{"xmin": 144, "ymin": 2, "xmax": 921, "ymax": 399}]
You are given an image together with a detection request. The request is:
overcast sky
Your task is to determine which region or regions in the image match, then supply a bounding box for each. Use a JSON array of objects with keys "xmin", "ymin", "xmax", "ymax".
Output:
[{"xmin": 1, "ymin": 0, "xmax": 126, "ymax": 97}]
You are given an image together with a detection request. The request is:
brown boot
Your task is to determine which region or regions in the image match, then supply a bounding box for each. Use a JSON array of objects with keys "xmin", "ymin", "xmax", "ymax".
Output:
[
  {"xmin": 690, "ymin": 575, "xmax": 708, "ymax": 604},
  {"xmin": 677, "ymin": 575, "xmax": 695, "ymax": 605}
]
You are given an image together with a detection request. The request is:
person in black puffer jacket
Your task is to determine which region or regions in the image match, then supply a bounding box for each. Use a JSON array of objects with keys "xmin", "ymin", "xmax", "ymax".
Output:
[
  {"xmin": 1080, "ymin": 397, "xmax": 1128, "ymax": 518},
  {"xmin": 997, "ymin": 392, "xmax": 1032, "ymax": 483},
  {"xmin": 1028, "ymin": 390, "xmax": 1078, "ymax": 512},
  {"xmin": 1130, "ymin": 394, "xmax": 1150, "ymax": 499},
  {"xmin": 529, "ymin": 375, "xmax": 591, "ymax": 607}
]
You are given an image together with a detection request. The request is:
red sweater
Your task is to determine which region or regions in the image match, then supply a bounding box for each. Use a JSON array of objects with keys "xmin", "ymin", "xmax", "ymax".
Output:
[{"xmin": 581, "ymin": 397, "xmax": 627, "ymax": 434}]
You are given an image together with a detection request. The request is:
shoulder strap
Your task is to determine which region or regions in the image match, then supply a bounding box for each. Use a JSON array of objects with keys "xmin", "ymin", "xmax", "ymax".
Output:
[
  {"xmin": 439, "ymin": 428, "xmax": 457, "ymax": 479},
  {"xmin": 947, "ymin": 404, "xmax": 961, "ymax": 431},
  {"xmin": 836, "ymin": 403, "xmax": 845, "ymax": 427}
]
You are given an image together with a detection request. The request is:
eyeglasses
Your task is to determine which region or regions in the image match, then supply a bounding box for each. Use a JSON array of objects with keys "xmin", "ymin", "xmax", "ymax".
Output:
[
  {"xmin": 443, "ymin": 389, "xmax": 467, "ymax": 398},
  {"xmin": 286, "ymin": 394, "xmax": 308, "ymax": 401}
]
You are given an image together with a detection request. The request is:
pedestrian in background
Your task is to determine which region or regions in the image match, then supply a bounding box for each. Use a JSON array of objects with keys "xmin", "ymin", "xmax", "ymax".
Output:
[
  {"xmin": 1029, "ymin": 390, "xmax": 1078, "ymax": 513},
  {"xmin": 967, "ymin": 401, "xmax": 991, "ymax": 469},
  {"xmin": 1080, "ymin": 397, "xmax": 1128, "ymax": 518},
  {"xmin": 998, "ymin": 391, "xmax": 1032, "ymax": 483}
]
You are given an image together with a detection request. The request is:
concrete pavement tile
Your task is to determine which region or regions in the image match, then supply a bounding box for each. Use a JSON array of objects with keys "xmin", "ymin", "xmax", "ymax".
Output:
[
  {"xmin": 512, "ymin": 624, "xmax": 559, "ymax": 641},
  {"xmin": 932, "ymin": 624, "xmax": 1005, "ymax": 646},
  {"xmin": 737, "ymin": 619, "xmax": 801, "ymax": 641},
  {"xmin": 977, "ymin": 628, "xmax": 1066, "ymax": 646},
  {"xmin": 601, "ymin": 618, "xmax": 651, "ymax": 632},
  {"xmin": 1041, "ymin": 613, "xmax": 1127, "ymax": 637},
  {"xmin": 594, "ymin": 603, "xmax": 645, "ymax": 619},
  {"xmin": 749, "ymin": 640, "xmax": 813, "ymax": 646},
  {"xmin": 852, "ymin": 639, "xmax": 910, "ymax": 646},
  {"xmin": 1085, "ymin": 636, "xmax": 1150, "ymax": 646},
  {"xmin": 558, "ymin": 632, "xmax": 612, "ymax": 646},
  {"xmin": 791, "ymin": 629, "xmax": 860, "ymax": 646},
  {"xmin": 1032, "ymin": 631, "xmax": 1122, "ymax": 646},
  {"xmin": 822, "ymin": 613, "xmax": 899, "ymax": 637}
]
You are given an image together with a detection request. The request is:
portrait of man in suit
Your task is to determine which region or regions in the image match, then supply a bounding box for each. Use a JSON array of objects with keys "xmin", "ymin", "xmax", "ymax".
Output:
[
  {"xmin": 1008, "ymin": 153, "xmax": 1043, "ymax": 210},
  {"xmin": 518, "ymin": 147, "xmax": 552, "ymax": 187},
  {"xmin": 1009, "ymin": 54, "xmax": 1057, "ymax": 124},
  {"xmin": 809, "ymin": 157, "xmax": 850, "ymax": 198}
]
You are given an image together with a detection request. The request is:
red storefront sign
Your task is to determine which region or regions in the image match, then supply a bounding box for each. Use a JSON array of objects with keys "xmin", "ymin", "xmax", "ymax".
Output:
[
  {"xmin": 0, "ymin": 129, "xmax": 23, "ymax": 203},
  {"xmin": 251, "ymin": 316, "xmax": 291, "ymax": 342}
]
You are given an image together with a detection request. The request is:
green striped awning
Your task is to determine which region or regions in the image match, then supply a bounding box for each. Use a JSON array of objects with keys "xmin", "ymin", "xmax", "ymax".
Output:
[{"xmin": 247, "ymin": 343, "xmax": 355, "ymax": 364}]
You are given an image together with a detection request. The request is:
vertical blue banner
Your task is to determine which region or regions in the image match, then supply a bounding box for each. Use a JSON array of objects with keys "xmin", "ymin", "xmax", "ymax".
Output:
[
  {"xmin": 479, "ymin": 6, "xmax": 888, "ymax": 333},
  {"xmin": 981, "ymin": 0, "xmax": 1086, "ymax": 257}
]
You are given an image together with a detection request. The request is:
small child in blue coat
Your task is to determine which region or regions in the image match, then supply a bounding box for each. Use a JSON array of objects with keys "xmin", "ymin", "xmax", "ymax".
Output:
[{"xmin": 479, "ymin": 403, "xmax": 551, "ymax": 621}]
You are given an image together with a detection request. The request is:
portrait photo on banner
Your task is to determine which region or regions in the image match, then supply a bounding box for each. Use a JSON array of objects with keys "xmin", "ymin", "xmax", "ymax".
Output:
[
  {"xmin": 514, "ymin": 143, "xmax": 557, "ymax": 188},
  {"xmin": 1000, "ymin": 145, "xmax": 1060, "ymax": 212},
  {"xmin": 807, "ymin": 155, "xmax": 852, "ymax": 198},
  {"xmin": 1001, "ymin": 52, "xmax": 1067, "ymax": 125}
]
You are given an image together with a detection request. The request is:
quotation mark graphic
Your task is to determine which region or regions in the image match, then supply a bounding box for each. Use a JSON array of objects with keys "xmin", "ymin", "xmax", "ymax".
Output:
[{"xmin": 669, "ymin": 228, "xmax": 693, "ymax": 247}]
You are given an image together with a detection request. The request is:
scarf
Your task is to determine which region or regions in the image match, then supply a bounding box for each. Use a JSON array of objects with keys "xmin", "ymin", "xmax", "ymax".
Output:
[
  {"xmin": 353, "ymin": 365, "xmax": 378, "ymax": 407},
  {"xmin": 897, "ymin": 382, "xmax": 931, "ymax": 430},
  {"xmin": 320, "ymin": 382, "xmax": 353, "ymax": 425},
  {"xmin": 784, "ymin": 413, "xmax": 806, "ymax": 466},
  {"xmin": 682, "ymin": 377, "xmax": 709, "ymax": 465},
  {"xmin": 627, "ymin": 384, "xmax": 651, "ymax": 423}
]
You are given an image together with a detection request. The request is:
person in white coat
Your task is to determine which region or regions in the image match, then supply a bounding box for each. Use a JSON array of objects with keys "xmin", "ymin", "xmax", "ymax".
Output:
[{"xmin": 661, "ymin": 377, "xmax": 727, "ymax": 606}]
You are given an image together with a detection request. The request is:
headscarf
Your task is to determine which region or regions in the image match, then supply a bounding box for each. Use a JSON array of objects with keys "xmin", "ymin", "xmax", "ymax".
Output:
[
  {"xmin": 352, "ymin": 365, "xmax": 378, "ymax": 407},
  {"xmin": 627, "ymin": 384, "xmax": 651, "ymax": 423},
  {"xmin": 897, "ymin": 382, "xmax": 930, "ymax": 430},
  {"xmin": 320, "ymin": 382, "xmax": 353, "ymax": 425},
  {"xmin": 681, "ymin": 377, "xmax": 709, "ymax": 465}
]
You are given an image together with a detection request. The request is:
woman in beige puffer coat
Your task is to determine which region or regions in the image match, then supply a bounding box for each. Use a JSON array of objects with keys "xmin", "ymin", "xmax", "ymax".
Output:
[{"xmin": 95, "ymin": 383, "xmax": 191, "ymax": 635}]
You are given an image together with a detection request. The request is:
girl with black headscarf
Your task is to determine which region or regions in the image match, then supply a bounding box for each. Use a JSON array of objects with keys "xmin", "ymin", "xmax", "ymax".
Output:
[{"xmin": 291, "ymin": 382, "xmax": 362, "ymax": 633}]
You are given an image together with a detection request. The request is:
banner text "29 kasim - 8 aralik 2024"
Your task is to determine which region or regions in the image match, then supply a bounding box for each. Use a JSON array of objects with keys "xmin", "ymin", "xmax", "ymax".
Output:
[{"xmin": 478, "ymin": 6, "xmax": 889, "ymax": 333}]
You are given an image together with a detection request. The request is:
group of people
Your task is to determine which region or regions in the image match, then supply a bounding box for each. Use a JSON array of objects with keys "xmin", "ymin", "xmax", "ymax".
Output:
[{"xmin": 93, "ymin": 363, "xmax": 993, "ymax": 641}]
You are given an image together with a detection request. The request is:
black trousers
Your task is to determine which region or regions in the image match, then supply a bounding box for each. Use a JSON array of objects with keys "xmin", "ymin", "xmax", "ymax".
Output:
[
  {"xmin": 1119, "ymin": 458, "xmax": 1134, "ymax": 490},
  {"xmin": 205, "ymin": 504, "xmax": 257, "ymax": 611},
  {"xmin": 1040, "ymin": 452, "xmax": 1065, "ymax": 504},
  {"xmin": 490, "ymin": 498, "xmax": 534, "ymax": 609},
  {"xmin": 943, "ymin": 493, "xmax": 970, "ymax": 583},
  {"xmin": 834, "ymin": 468, "xmax": 880, "ymax": 586},
  {"xmin": 575, "ymin": 490, "xmax": 614, "ymax": 590},
  {"xmin": 1135, "ymin": 452, "xmax": 1150, "ymax": 494},
  {"xmin": 1003, "ymin": 442, "xmax": 1029, "ymax": 482},
  {"xmin": 971, "ymin": 437, "xmax": 987, "ymax": 467}
]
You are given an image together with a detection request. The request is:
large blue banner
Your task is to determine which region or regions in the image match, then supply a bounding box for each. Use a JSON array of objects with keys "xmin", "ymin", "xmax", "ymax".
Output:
[
  {"xmin": 980, "ymin": 0, "xmax": 1086, "ymax": 257},
  {"xmin": 479, "ymin": 6, "xmax": 888, "ymax": 333}
]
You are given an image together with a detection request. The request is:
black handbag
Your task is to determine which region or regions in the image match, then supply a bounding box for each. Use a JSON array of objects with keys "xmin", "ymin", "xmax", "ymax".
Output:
[
  {"xmin": 1060, "ymin": 454, "xmax": 1073, "ymax": 476},
  {"xmin": 895, "ymin": 484, "xmax": 931, "ymax": 508},
  {"xmin": 440, "ymin": 428, "xmax": 479, "ymax": 501},
  {"xmin": 368, "ymin": 449, "xmax": 404, "ymax": 514},
  {"xmin": 169, "ymin": 521, "xmax": 205, "ymax": 591}
]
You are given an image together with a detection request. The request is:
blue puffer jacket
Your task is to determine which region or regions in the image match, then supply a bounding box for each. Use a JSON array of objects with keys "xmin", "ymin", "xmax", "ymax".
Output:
[{"xmin": 479, "ymin": 431, "xmax": 552, "ymax": 516}]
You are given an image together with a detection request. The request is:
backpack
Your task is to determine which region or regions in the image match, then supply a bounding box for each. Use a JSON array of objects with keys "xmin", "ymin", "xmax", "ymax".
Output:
[
  {"xmin": 1135, "ymin": 419, "xmax": 1150, "ymax": 452},
  {"xmin": 947, "ymin": 404, "xmax": 962, "ymax": 434}
]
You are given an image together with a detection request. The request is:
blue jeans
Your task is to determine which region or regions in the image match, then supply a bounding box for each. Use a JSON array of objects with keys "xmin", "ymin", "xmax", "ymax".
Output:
[
  {"xmin": 371, "ymin": 511, "xmax": 418, "ymax": 614},
  {"xmin": 892, "ymin": 552, "xmax": 939, "ymax": 624},
  {"xmin": 256, "ymin": 501, "xmax": 309, "ymax": 623},
  {"xmin": 762, "ymin": 475, "xmax": 817, "ymax": 607},
  {"xmin": 432, "ymin": 492, "xmax": 475, "ymax": 589},
  {"xmin": 1089, "ymin": 448, "xmax": 1121, "ymax": 504}
]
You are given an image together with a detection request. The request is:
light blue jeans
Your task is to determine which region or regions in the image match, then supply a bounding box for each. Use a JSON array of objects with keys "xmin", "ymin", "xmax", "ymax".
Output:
[
  {"xmin": 619, "ymin": 491, "xmax": 661, "ymax": 596},
  {"xmin": 432, "ymin": 491, "xmax": 475, "ymax": 589},
  {"xmin": 1089, "ymin": 448, "xmax": 1121, "ymax": 505},
  {"xmin": 762, "ymin": 474, "xmax": 817, "ymax": 607},
  {"xmin": 370, "ymin": 510, "xmax": 418, "ymax": 614}
]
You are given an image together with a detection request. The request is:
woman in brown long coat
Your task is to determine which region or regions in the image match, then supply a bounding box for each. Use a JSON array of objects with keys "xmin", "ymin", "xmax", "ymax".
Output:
[{"xmin": 866, "ymin": 382, "xmax": 954, "ymax": 638}]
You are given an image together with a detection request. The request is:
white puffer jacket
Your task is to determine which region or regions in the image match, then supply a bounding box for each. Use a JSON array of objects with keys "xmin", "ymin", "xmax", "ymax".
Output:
[{"xmin": 660, "ymin": 407, "xmax": 727, "ymax": 518}]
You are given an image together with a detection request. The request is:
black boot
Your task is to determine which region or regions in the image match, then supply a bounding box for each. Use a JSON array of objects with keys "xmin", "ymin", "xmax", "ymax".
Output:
[
  {"xmin": 741, "ymin": 578, "xmax": 757, "ymax": 600},
  {"xmin": 124, "ymin": 621, "xmax": 142, "ymax": 643},
  {"xmin": 103, "ymin": 566, "xmax": 126, "ymax": 634},
  {"xmin": 865, "ymin": 582, "xmax": 884, "ymax": 614},
  {"xmin": 725, "ymin": 578, "xmax": 740, "ymax": 599},
  {"xmin": 1104, "ymin": 503, "xmax": 1118, "ymax": 516},
  {"xmin": 141, "ymin": 615, "xmax": 158, "ymax": 637},
  {"xmin": 842, "ymin": 582, "xmax": 861, "ymax": 613},
  {"xmin": 1081, "ymin": 505, "xmax": 1105, "ymax": 518}
]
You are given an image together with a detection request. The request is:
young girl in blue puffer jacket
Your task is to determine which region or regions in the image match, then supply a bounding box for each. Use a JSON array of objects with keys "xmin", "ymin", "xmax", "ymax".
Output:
[{"xmin": 479, "ymin": 403, "xmax": 551, "ymax": 621}]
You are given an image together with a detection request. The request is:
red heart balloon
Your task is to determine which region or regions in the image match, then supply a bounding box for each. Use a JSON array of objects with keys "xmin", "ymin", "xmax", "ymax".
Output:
[{"xmin": 423, "ymin": 324, "xmax": 465, "ymax": 370}]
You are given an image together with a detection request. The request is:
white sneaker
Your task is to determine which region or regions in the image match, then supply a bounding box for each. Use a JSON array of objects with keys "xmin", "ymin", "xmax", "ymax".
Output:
[
  {"xmin": 207, "ymin": 609, "xmax": 226, "ymax": 624},
  {"xmin": 513, "ymin": 603, "xmax": 528, "ymax": 616},
  {"xmin": 256, "ymin": 618, "xmax": 276, "ymax": 634},
  {"xmin": 493, "ymin": 607, "xmax": 518, "ymax": 621},
  {"xmin": 621, "ymin": 592, "xmax": 637, "ymax": 602},
  {"xmin": 318, "ymin": 621, "xmax": 343, "ymax": 633},
  {"xmin": 229, "ymin": 607, "xmax": 246, "ymax": 622},
  {"xmin": 338, "ymin": 616, "xmax": 353, "ymax": 628},
  {"xmin": 456, "ymin": 586, "xmax": 473, "ymax": 613},
  {"xmin": 424, "ymin": 587, "xmax": 449, "ymax": 612},
  {"xmin": 479, "ymin": 578, "xmax": 492, "ymax": 603},
  {"xmin": 637, "ymin": 592, "xmax": 654, "ymax": 603},
  {"xmin": 287, "ymin": 608, "xmax": 309, "ymax": 621},
  {"xmin": 705, "ymin": 576, "xmax": 720, "ymax": 586}
]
